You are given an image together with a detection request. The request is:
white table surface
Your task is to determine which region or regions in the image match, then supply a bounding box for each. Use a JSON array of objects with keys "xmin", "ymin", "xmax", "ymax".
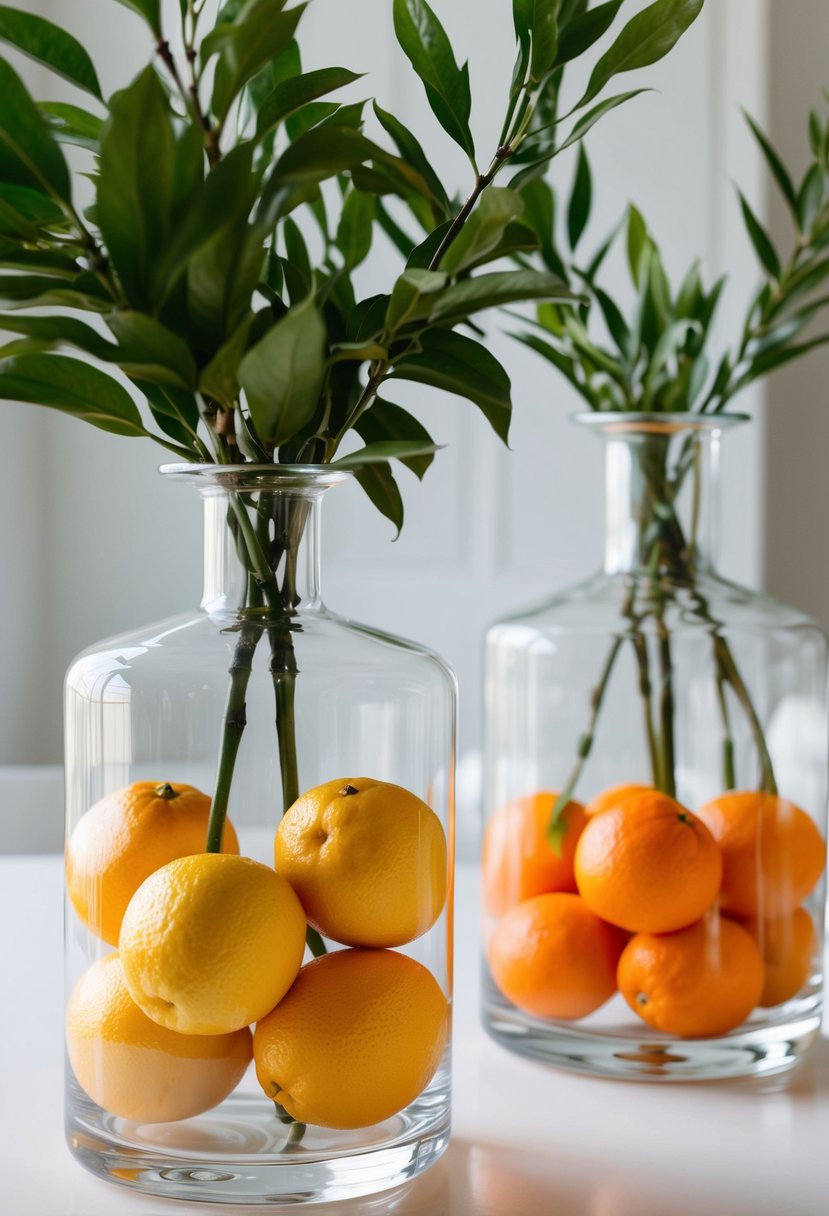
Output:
[{"xmin": 1, "ymin": 856, "xmax": 827, "ymax": 1216}]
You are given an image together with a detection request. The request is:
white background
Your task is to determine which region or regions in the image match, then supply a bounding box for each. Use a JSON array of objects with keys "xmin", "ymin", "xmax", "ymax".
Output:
[{"xmin": 3, "ymin": 1, "xmax": 826, "ymax": 829}]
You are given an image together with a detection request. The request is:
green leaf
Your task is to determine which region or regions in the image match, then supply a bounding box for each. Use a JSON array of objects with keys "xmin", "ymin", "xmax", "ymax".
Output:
[
  {"xmin": 386, "ymin": 268, "xmax": 447, "ymax": 333},
  {"xmin": 555, "ymin": 0, "xmax": 623, "ymax": 66},
  {"xmin": 211, "ymin": 4, "xmax": 305, "ymax": 124},
  {"xmin": 393, "ymin": 0, "xmax": 475, "ymax": 162},
  {"xmin": 132, "ymin": 379, "xmax": 200, "ymax": 451},
  {"xmin": 0, "ymin": 353, "xmax": 144, "ymax": 435},
  {"xmin": 336, "ymin": 189, "xmax": 374, "ymax": 269},
  {"xmin": 256, "ymin": 67, "xmax": 360, "ymax": 140},
  {"xmin": 0, "ymin": 59, "xmax": 70, "ymax": 200},
  {"xmin": 627, "ymin": 204, "xmax": 648, "ymax": 286},
  {"xmin": 735, "ymin": 334, "xmax": 829, "ymax": 391},
  {"xmin": 567, "ymin": 145, "xmax": 591, "ymax": 250},
  {"xmin": 198, "ymin": 315, "xmax": 256, "ymax": 408},
  {"xmin": 520, "ymin": 178, "xmax": 567, "ymax": 277},
  {"xmin": 0, "ymin": 272, "xmax": 111, "ymax": 310},
  {"xmin": 428, "ymin": 269, "xmax": 574, "ymax": 325},
  {"xmin": 98, "ymin": 66, "xmax": 175, "ymax": 309},
  {"xmin": 271, "ymin": 124, "xmax": 374, "ymax": 184},
  {"xmin": 797, "ymin": 164, "xmax": 824, "ymax": 233},
  {"xmin": 578, "ymin": 0, "xmax": 703, "ymax": 108},
  {"xmin": 744, "ymin": 111, "xmax": 798, "ymax": 217},
  {"xmin": 39, "ymin": 102, "xmax": 103, "ymax": 152},
  {"xmin": 439, "ymin": 188, "xmax": 525, "ymax": 275},
  {"xmin": 373, "ymin": 102, "xmax": 451, "ymax": 217},
  {"xmin": 771, "ymin": 256, "xmax": 829, "ymax": 317},
  {"xmin": 514, "ymin": 0, "xmax": 560, "ymax": 83},
  {"xmin": 332, "ymin": 438, "xmax": 441, "ymax": 469},
  {"xmin": 391, "ymin": 329, "xmax": 512, "ymax": 442},
  {"xmin": 354, "ymin": 460, "xmax": 404, "ymax": 535},
  {"xmin": 355, "ymin": 397, "xmax": 436, "ymax": 478},
  {"xmin": 113, "ymin": 0, "xmax": 161, "ymax": 35},
  {"xmin": 106, "ymin": 312, "xmax": 198, "ymax": 389},
  {"xmin": 463, "ymin": 219, "xmax": 541, "ymax": 270},
  {"xmin": 738, "ymin": 190, "xmax": 780, "ymax": 279},
  {"xmin": 515, "ymin": 331, "xmax": 600, "ymax": 407},
  {"xmin": 0, "ymin": 6, "xmax": 102, "ymax": 99},
  {"xmin": 238, "ymin": 296, "xmax": 326, "ymax": 447},
  {"xmin": 557, "ymin": 88, "xmax": 648, "ymax": 153}
]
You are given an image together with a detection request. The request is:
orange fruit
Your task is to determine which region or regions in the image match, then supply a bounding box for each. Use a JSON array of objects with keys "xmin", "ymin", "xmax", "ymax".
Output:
[
  {"xmin": 119, "ymin": 854, "xmax": 306, "ymax": 1035},
  {"xmin": 741, "ymin": 907, "xmax": 816, "ymax": 1007},
  {"xmin": 696, "ymin": 791, "xmax": 826, "ymax": 918},
  {"xmin": 618, "ymin": 914, "xmax": 764, "ymax": 1036},
  {"xmin": 253, "ymin": 949, "xmax": 449, "ymax": 1129},
  {"xmin": 585, "ymin": 783, "xmax": 653, "ymax": 817},
  {"xmin": 574, "ymin": 790, "xmax": 722, "ymax": 933},
  {"xmin": 482, "ymin": 792, "xmax": 587, "ymax": 917},
  {"xmin": 65, "ymin": 781, "xmax": 239, "ymax": 946},
  {"xmin": 66, "ymin": 955, "xmax": 251, "ymax": 1123},
  {"xmin": 274, "ymin": 777, "xmax": 447, "ymax": 948},
  {"xmin": 486, "ymin": 892, "xmax": 627, "ymax": 1020}
]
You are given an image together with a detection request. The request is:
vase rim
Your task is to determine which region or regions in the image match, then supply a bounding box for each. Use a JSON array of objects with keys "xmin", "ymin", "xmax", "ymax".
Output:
[
  {"xmin": 159, "ymin": 462, "xmax": 353, "ymax": 492},
  {"xmin": 571, "ymin": 411, "xmax": 749, "ymax": 435}
]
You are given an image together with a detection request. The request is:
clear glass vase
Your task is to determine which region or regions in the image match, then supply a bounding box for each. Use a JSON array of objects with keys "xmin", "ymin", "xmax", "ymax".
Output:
[
  {"xmin": 64, "ymin": 465, "xmax": 455, "ymax": 1204},
  {"xmin": 482, "ymin": 414, "xmax": 827, "ymax": 1080}
]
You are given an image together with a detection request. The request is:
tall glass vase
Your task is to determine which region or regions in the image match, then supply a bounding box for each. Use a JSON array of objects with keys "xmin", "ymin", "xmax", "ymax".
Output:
[
  {"xmin": 482, "ymin": 414, "xmax": 827, "ymax": 1080},
  {"xmin": 64, "ymin": 465, "xmax": 455, "ymax": 1204}
]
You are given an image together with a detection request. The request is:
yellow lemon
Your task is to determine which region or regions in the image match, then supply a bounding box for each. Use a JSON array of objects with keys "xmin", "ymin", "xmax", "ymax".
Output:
[
  {"xmin": 66, "ymin": 781, "xmax": 238, "ymax": 946},
  {"xmin": 119, "ymin": 853, "xmax": 306, "ymax": 1035},
  {"xmin": 253, "ymin": 949, "xmax": 449, "ymax": 1129},
  {"xmin": 274, "ymin": 777, "xmax": 447, "ymax": 947},
  {"xmin": 66, "ymin": 954, "xmax": 251, "ymax": 1123}
]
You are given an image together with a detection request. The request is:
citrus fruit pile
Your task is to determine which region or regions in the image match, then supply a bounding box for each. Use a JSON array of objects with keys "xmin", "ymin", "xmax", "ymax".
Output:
[
  {"xmin": 66, "ymin": 777, "xmax": 449, "ymax": 1128},
  {"xmin": 485, "ymin": 785, "xmax": 825, "ymax": 1037}
]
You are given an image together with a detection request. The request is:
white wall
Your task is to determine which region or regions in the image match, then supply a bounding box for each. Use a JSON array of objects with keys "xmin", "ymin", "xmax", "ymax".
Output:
[{"xmin": 0, "ymin": 0, "xmax": 773, "ymax": 777}]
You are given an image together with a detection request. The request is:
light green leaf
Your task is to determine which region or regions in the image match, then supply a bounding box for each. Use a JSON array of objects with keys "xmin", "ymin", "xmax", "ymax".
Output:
[
  {"xmin": 0, "ymin": 6, "xmax": 102, "ymax": 98},
  {"xmin": 238, "ymin": 297, "xmax": 326, "ymax": 447},
  {"xmin": 332, "ymin": 439, "xmax": 441, "ymax": 469},
  {"xmin": 386, "ymin": 268, "xmax": 447, "ymax": 333},
  {"xmin": 0, "ymin": 353, "xmax": 145, "ymax": 435},
  {"xmin": 439, "ymin": 187, "xmax": 525, "ymax": 275},
  {"xmin": 428, "ymin": 269, "xmax": 575, "ymax": 325}
]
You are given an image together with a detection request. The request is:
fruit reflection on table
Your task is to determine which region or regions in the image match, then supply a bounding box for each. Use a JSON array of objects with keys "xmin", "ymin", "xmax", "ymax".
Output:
[
  {"xmin": 484, "ymin": 785, "xmax": 825, "ymax": 1038},
  {"xmin": 65, "ymin": 777, "xmax": 449, "ymax": 1130}
]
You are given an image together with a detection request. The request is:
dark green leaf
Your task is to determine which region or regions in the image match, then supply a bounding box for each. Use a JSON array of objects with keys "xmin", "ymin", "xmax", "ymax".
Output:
[
  {"xmin": 98, "ymin": 66, "xmax": 175, "ymax": 309},
  {"xmin": 373, "ymin": 102, "xmax": 451, "ymax": 217},
  {"xmin": 439, "ymin": 188, "xmax": 525, "ymax": 275},
  {"xmin": 113, "ymin": 0, "xmax": 161, "ymax": 35},
  {"xmin": 514, "ymin": 0, "xmax": 560, "ymax": 83},
  {"xmin": 0, "ymin": 353, "xmax": 144, "ymax": 435},
  {"xmin": 735, "ymin": 334, "xmax": 829, "ymax": 391},
  {"xmin": 555, "ymin": 0, "xmax": 623, "ymax": 66},
  {"xmin": 557, "ymin": 88, "xmax": 648, "ymax": 153},
  {"xmin": 354, "ymin": 460, "xmax": 404, "ymax": 535},
  {"xmin": 797, "ymin": 164, "xmax": 824, "ymax": 233},
  {"xmin": 739, "ymin": 190, "xmax": 780, "ymax": 279},
  {"xmin": 515, "ymin": 330, "xmax": 600, "ymax": 407},
  {"xmin": 744, "ymin": 111, "xmax": 798, "ymax": 217},
  {"xmin": 336, "ymin": 189, "xmax": 374, "ymax": 268},
  {"xmin": 238, "ymin": 296, "xmax": 326, "ymax": 446},
  {"xmin": 809, "ymin": 110, "xmax": 823, "ymax": 159},
  {"xmin": 106, "ymin": 312, "xmax": 198, "ymax": 389},
  {"xmin": 134, "ymin": 379, "xmax": 201, "ymax": 451},
  {"xmin": 520, "ymin": 178, "xmax": 567, "ymax": 277},
  {"xmin": 332, "ymin": 438, "xmax": 441, "ymax": 469},
  {"xmin": 199, "ymin": 315, "xmax": 256, "ymax": 407},
  {"xmin": 0, "ymin": 59, "xmax": 70, "ymax": 200},
  {"xmin": 0, "ymin": 6, "xmax": 101, "ymax": 98},
  {"xmin": 771, "ymin": 257, "xmax": 829, "ymax": 316},
  {"xmin": 463, "ymin": 219, "xmax": 541, "ymax": 269},
  {"xmin": 355, "ymin": 397, "xmax": 436, "ymax": 478},
  {"xmin": 391, "ymin": 328, "xmax": 512, "ymax": 442},
  {"xmin": 393, "ymin": 0, "xmax": 475, "ymax": 162},
  {"xmin": 591, "ymin": 285, "xmax": 630, "ymax": 354},
  {"xmin": 211, "ymin": 4, "xmax": 305, "ymax": 123},
  {"xmin": 256, "ymin": 67, "xmax": 361, "ymax": 139},
  {"xmin": 386, "ymin": 268, "xmax": 447, "ymax": 332},
  {"xmin": 40, "ymin": 102, "xmax": 103, "ymax": 152},
  {"xmin": 578, "ymin": 0, "xmax": 702, "ymax": 108},
  {"xmin": 0, "ymin": 272, "xmax": 110, "ymax": 310},
  {"xmin": 429, "ymin": 269, "xmax": 574, "ymax": 325},
  {"xmin": 283, "ymin": 216, "xmax": 311, "ymax": 289},
  {"xmin": 567, "ymin": 145, "xmax": 591, "ymax": 250},
  {"xmin": 271, "ymin": 124, "xmax": 373, "ymax": 185},
  {"xmin": 375, "ymin": 200, "xmax": 419, "ymax": 259}
]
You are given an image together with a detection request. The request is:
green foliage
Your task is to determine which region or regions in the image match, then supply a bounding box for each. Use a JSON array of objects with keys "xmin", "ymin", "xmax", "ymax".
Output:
[
  {"xmin": 515, "ymin": 103, "xmax": 829, "ymax": 414},
  {"xmin": 0, "ymin": 0, "xmax": 702, "ymax": 528}
]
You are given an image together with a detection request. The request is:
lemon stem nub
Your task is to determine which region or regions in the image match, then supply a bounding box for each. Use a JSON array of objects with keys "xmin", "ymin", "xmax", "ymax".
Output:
[
  {"xmin": 286, "ymin": 1120, "xmax": 307, "ymax": 1149},
  {"xmin": 340, "ymin": 784, "xmax": 359, "ymax": 797},
  {"xmin": 156, "ymin": 783, "xmax": 178, "ymax": 800}
]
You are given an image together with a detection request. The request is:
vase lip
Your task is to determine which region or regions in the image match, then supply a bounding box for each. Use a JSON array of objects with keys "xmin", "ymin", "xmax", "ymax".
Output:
[
  {"xmin": 572, "ymin": 410, "xmax": 749, "ymax": 435},
  {"xmin": 159, "ymin": 462, "xmax": 353, "ymax": 492}
]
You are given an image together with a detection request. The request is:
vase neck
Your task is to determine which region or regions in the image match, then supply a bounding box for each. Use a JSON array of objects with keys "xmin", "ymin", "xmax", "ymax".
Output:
[{"xmin": 597, "ymin": 420, "xmax": 728, "ymax": 579}]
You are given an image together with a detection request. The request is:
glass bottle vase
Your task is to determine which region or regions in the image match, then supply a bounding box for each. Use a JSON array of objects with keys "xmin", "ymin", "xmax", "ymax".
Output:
[
  {"xmin": 64, "ymin": 465, "xmax": 455, "ymax": 1204},
  {"xmin": 482, "ymin": 414, "xmax": 827, "ymax": 1080}
]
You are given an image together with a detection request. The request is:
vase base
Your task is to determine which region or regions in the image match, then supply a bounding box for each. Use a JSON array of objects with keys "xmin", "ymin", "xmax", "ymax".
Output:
[
  {"xmin": 482, "ymin": 982, "xmax": 822, "ymax": 1082},
  {"xmin": 66, "ymin": 1071, "xmax": 450, "ymax": 1205}
]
